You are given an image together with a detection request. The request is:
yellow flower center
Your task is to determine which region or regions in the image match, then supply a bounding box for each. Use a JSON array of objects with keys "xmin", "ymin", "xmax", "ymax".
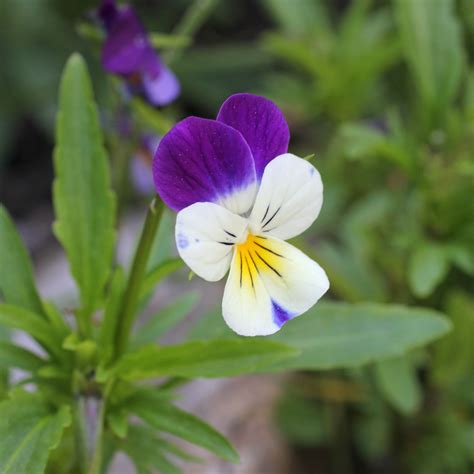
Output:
[{"xmin": 235, "ymin": 234, "xmax": 285, "ymax": 289}]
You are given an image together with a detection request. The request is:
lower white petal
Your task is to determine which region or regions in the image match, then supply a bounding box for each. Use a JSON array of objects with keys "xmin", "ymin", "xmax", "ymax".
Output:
[
  {"xmin": 175, "ymin": 202, "xmax": 248, "ymax": 282},
  {"xmin": 222, "ymin": 234, "xmax": 329, "ymax": 336}
]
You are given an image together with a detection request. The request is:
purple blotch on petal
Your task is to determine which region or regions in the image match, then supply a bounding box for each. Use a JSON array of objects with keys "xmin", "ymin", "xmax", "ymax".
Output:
[
  {"xmin": 217, "ymin": 93, "xmax": 290, "ymax": 179},
  {"xmin": 177, "ymin": 233, "xmax": 189, "ymax": 249},
  {"xmin": 153, "ymin": 117, "xmax": 256, "ymax": 211},
  {"xmin": 272, "ymin": 300, "xmax": 296, "ymax": 328}
]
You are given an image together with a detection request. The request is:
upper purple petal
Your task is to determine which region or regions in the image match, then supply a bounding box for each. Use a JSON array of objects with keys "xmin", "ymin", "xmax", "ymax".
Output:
[
  {"xmin": 217, "ymin": 93, "xmax": 290, "ymax": 179},
  {"xmin": 153, "ymin": 117, "xmax": 256, "ymax": 212},
  {"xmin": 101, "ymin": 4, "xmax": 149, "ymax": 75}
]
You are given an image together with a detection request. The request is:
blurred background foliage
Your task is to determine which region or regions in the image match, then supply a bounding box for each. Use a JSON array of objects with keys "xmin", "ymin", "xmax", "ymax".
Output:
[{"xmin": 0, "ymin": 0, "xmax": 473, "ymax": 473}]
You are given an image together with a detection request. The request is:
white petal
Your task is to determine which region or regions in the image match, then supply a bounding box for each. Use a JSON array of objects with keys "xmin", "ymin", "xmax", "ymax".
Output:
[
  {"xmin": 222, "ymin": 234, "xmax": 329, "ymax": 336},
  {"xmin": 175, "ymin": 202, "xmax": 249, "ymax": 282},
  {"xmin": 249, "ymin": 153, "xmax": 323, "ymax": 240}
]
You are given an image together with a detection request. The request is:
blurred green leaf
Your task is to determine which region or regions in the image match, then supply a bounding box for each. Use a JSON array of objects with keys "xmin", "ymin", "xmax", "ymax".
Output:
[
  {"xmin": 141, "ymin": 258, "xmax": 184, "ymax": 299},
  {"xmin": 261, "ymin": 0, "xmax": 329, "ymax": 36},
  {"xmin": 119, "ymin": 424, "xmax": 180, "ymax": 474},
  {"xmin": 107, "ymin": 410, "xmax": 128, "ymax": 439},
  {"xmin": 132, "ymin": 292, "xmax": 198, "ymax": 349},
  {"xmin": 277, "ymin": 395, "xmax": 327, "ymax": 446},
  {"xmin": 374, "ymin": 355, "xmax": 422, "ymax": 415},
  {"xmin": 0, "ymin": 205, "xmax": 44, "ymax": 315},
  {"xmin": 189, "ymin": 302, "xmax": 451, "ymax": 371},
  {"xmin": 115, "ymin": 339, "xmax": 297, "ymax": 380},
  {"xmin": 395, "ymin": 0, "xmax": 465, "ymax": 128},
  {"xmin": 408, "ymin": 243, "xmax": 450, "ymax": 298},
  {"xmin": 0, "ymin": 342, "xmax": 45, "ymax": 371},
  {"xmin": 433, "ymin": 291, "xmax": 474, "ymax": 385},
  {"xmin": 127, "ymin": 390, "xmax": 238, "ymax": 462},
  {"xmin": 0, "ymin": 395, "xmax": 71, "ymax": 474},
  {"xmin": 53, "ymin": 53, "xmax": 116, "ymax": 317}
]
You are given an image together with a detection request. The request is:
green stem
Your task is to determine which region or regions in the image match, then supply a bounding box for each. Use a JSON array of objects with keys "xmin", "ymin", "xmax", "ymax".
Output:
[
  {"xmin": 114, "ymin": 197, "xmax": 164, "ymax": 357},
  {"xmin": 164, "ymin": 0, "xmax": 218, "ymax": 64},
  {"xmin": 74, "ymin": 397, "xmax": 89, "ymax": 474},
  {"xmin": 87, "ymin": 399, "xmax": 106, "ymax": 474}
]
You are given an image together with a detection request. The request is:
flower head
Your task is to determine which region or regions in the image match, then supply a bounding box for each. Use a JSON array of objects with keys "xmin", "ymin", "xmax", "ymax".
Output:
[
  {"xmin": 153, "ymin": 93, "xmax": 329, "ymax": 336},
  {"xmin": 98, "ymin": 0, "xmax": 180, "ymax": 106}
]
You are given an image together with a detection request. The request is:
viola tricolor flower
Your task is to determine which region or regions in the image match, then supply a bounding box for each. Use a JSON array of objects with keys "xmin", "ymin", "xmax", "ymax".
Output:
[
  {"xmin": 98, "ymin": 0, "xmax": 180, "ymax": 106},
  {"xmin": 153, "ymin": 93, "xmax": 329, "ymax": 336}
]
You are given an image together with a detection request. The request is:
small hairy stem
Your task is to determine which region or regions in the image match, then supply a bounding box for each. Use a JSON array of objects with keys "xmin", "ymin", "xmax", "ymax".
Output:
[{"xmin": 114, "ymin": 197, "xmax": 164, "ymax": 357}]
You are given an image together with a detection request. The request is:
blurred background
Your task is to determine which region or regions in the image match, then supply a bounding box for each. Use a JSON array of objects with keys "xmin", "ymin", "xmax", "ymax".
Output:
[{"xmin": 1, "ymin": 0, "xmax": 473, "ymax": 473}]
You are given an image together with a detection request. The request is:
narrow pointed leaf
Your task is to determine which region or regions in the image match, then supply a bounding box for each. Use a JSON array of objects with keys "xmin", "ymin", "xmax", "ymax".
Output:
[
  {"xmin": 140, "ymin": 258, "xmax": 184, "ymax": 299},
  {"xmin": 122, "ymin": 424, "xmax": 181, "ymax": 474},
  {"xmin": 114, "ymin": 339, "xmax": 298, "ymax": 380},
  {"xmin": 53, "ymin": 53, "xmax": 116, "ymax": 314},
  {"xmin": 0, "ymin": 304, "xmax": 62, "ymax": 358},
  {"xmin": 127, "ymin": 393, "xmax": 238, "ymax": 462},
  {"xmin": 0, "ymin": 342, "xmax": 45, "ymax": 371},
  {"xmin": 189, "ymin": 302, "xmax": 451, "ymax": 371},
  {"xmin": 132, "ymin": 292, "xmax": 198, "ymax": 348},
  {"xmin": 0, "ymin": 205, "xmax": 44, "ymax": 315}
]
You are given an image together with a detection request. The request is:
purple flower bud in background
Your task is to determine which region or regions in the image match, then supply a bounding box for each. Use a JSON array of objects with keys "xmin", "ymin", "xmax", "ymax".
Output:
[
  {"xmin": 131, "ymin": 134, "xmax": 161, "ymax": 195},
  {"xmin": 98, "ymin": 0, "xmax": 180, "ymax": 106}
]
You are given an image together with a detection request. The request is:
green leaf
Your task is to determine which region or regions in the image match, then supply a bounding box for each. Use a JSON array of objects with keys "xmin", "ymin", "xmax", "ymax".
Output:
[
  {"xmin": 0, "ymin": 395, "xmax": 71, "ymax": 474},
  {"xmin": 140, "ymin": 258, "xmax": 184, "ymax": 299},
  {"xmin": 0, "ymin": 304, "xmax": 62, "ymax": 358},
  {"xmin": 115, "ymin": 339, "xmax": 297, "ymax": 380},
  {"xmin": 408, "ymin": 243, "xmax": 450, "ymax": 298},
  {"xmin": 433, "ymin": 291, "xmax": 474, "ymax": 385},
  {"xmin": 127, "ymin": 390, "xmax": 238, "ymax": 462},
  {"xmin": 53, "ymin": 53, "xmax": 116, "ymax": 315},
  {"xmin": 374, "ymin": 355, "xmax": 422, "ymax": 415},
  {"xmin": 395, "ymin": 0, "xmax": 465, "ymax": 127},
  {"xmin": 189, "ymin": 302, "xmax": 451, "ymax": 371},
  {"xmin": 107, "ymin": 410, "xmax": 128, "ymax": 439},
  {"xmin": 0, "ymin": 342, "xmax": 45, "ymax": 371},
  {"xmin": 0, "ymin": 205, "xmax": 44, "ymax": 315},
  {"xmin": 121, "ymin": 424, "xmax": 181, "ymax": 474},
  {"xmin": 262, "ymin": 0, "xmax": 329, "ymax": 36},
  {"xmin": 132, "ymin": 292, "xmax": 198, "ymax": 349}
]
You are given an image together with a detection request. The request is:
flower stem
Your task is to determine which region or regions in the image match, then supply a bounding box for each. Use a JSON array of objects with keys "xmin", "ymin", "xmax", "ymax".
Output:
[
  {"xmin": 114, "ymin": 197, "xmax": 164, "ymax": 357},
  {"xmin": 87, "ymin": 398, "xmax": 106, "ymax": 474},
  {"xmin": 165, "ymin": 0, "xmax": 218, "ymax": 64}
]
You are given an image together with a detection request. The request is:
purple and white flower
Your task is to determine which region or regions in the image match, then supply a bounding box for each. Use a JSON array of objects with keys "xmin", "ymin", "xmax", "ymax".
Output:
[
  {"xmin": 98, "ymin": 0, "xmax": 180, "ymax": 106},
  {"xmin": 153, "ymin": 93, "xmax": 329, "ymax": 336}
]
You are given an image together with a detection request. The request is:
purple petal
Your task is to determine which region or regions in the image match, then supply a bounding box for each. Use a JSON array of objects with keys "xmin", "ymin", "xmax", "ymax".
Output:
[
  {"xmin": 217, "ymin": 93, "xmax": 290, "ymax": 179},
  {"xmin": 153, "ymin": 117, "xmax": 257, "ymax": 213},
  {"xmin": 141, "ymin": 51, "xmax": 181, "ymax": 106},
  {"xmin": 101, "ymin": 5, "xmax": 149, "ymax": 75}
]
